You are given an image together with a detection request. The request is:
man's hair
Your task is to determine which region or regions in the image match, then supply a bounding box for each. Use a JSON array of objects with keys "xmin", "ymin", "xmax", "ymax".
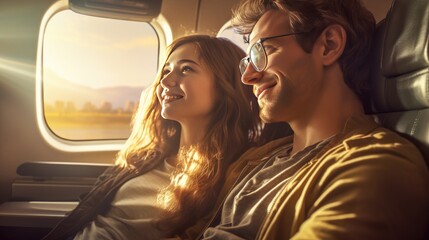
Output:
[{"xmin": 232, "ymin": 0, "xmax": 376, "ymax": 104}]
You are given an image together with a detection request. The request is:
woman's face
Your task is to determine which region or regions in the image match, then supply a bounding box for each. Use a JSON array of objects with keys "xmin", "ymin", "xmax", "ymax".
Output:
[{"xmin": 156, "ymin": 43, "xmax": 217, "ymax": 126}]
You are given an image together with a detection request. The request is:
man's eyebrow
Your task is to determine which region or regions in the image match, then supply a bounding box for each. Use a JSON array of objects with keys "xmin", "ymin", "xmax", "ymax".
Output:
[{"xmin": 243, "ymin": 34, "xmax": 250, "ymax": 44}]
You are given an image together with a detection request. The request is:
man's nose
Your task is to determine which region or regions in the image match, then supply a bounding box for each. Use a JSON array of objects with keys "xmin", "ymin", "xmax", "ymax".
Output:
[{"xmin": 241, "ymin": 63, "xmax": 263, "ymax": 86}]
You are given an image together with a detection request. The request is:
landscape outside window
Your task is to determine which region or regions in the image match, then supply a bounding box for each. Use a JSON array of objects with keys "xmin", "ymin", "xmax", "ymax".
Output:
[{"xmin": 43, "ymin": 10, "xmax": 158, "ymax": 140}]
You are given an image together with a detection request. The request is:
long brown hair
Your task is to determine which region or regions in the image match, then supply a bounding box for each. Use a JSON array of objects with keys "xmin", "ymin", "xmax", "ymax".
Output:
[{"xmin": 115, "ymin": 35, "xmax": 262, "ymax": 234}]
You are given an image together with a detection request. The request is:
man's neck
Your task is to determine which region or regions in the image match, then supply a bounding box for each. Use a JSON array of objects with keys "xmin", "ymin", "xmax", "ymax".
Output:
[{"xmin": 289, "ymin": 75, "xmax": 365, "ymax": 155}]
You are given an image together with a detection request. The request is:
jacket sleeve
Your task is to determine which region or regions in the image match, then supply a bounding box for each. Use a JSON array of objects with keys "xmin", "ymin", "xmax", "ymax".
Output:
[{"xmin": 291, "ymin": 148, "xmax": 429, "ymax": 240}]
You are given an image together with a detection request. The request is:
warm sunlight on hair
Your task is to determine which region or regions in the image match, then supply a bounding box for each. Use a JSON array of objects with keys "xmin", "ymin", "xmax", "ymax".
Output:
[
  {"xmin": 114, "ymin": 89, "xmax": 156, "ymax": 168},
  {"xmin": 157, "ymin": 145, "xmax": 204, "ymax": 210},
  {"xmin": 172, "ymin": 146, "xmax": 203, "ymax": 188},
  {"xmin": 157, "ymin": 189, "xmax": 174, "ymax": 210},
  {"xmin": 182, "ymin": 147, "xmax": 202, "ymax": 173},
  {"xmin": 173, "ymin": 173, "xmax": 189, "ymax": 188}
]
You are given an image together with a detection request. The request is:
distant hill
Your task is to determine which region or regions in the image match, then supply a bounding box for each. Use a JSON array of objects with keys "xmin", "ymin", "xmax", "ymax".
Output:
[{"xmin": 44, "ymin": 69, "xmax": 146, "ymax": 109}]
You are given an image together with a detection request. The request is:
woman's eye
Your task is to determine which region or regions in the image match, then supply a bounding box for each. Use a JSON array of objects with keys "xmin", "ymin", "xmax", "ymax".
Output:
[
  {"xmin": 181, "ymin": 66, "xmax": 193, "ymax": 73},
  {"xmin": 161, "ymin": 69, "xmax": 170, "ymax": 79}
]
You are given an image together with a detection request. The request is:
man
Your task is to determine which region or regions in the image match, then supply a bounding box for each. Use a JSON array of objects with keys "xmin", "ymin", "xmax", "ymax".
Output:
[{"xmin": 202, "ymin": 0, "xmax": 429, "ymax": 239}]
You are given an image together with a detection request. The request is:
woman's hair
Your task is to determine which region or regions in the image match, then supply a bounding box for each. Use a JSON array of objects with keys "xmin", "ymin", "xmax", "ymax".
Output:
[
  {"xmin": 115, "ymin": 35, "xmax": 262, "ymax": 234},
  {"xmin": 231, "ymin": 0, "xmax": 375, "ymax": 107}
]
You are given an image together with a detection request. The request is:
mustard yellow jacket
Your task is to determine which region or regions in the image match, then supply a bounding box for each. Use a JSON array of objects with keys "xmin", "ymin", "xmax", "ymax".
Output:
[{"xmin": 185, "ymin": 116, "xmax": 429, "ymax": 240}]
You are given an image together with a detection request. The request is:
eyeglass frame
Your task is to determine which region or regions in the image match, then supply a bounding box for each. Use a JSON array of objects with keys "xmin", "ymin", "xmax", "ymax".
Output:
[{"xmin": 239, "ymin": 31, "xmax": 310, "ymax": 75}]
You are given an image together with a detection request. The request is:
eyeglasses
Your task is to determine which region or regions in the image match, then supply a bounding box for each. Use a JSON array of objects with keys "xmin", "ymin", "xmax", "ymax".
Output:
[{"xmin": 239, "ymin": 32, "xmax": 309, "ymax": 75}]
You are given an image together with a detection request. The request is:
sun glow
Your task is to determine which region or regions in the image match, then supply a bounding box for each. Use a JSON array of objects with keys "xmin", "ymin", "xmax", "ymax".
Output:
[
  {"xmin": 157, "ymin": 146, "xmax": 204, "ymax": 209},
  {"xmin": 173, "ymin": 173, "xmax": 189, "ymax": 188}
]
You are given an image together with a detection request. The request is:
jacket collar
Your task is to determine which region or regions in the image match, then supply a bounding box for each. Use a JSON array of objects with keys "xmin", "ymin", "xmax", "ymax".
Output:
[{"xmin": 248, "ymin": 115, "xmax": 380, "ymax": 165}]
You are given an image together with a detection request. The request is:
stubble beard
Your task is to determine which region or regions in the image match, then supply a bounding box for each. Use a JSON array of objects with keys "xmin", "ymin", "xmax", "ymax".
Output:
[
  {"xmin": 258, "ymin": 98, "xmax": 277, "ymax": 123},
  {"xmin": 258, "ymin": 91, "xmax": 292, "ymax": 123}
]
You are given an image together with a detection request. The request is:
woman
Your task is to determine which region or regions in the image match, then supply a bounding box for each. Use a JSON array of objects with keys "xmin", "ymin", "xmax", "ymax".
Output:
[{"xmin": 42, "ymin": 35, "xmax": 266, "ymax": 240}]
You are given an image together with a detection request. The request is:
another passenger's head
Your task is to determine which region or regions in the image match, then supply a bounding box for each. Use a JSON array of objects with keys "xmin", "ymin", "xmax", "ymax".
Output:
[
  {"xmin": 232, "ymin": 0, "xmax": 375, "ymax": 121},
  {"xmin": 156, "ymin": 35, "xmax": 260, "ymax": 157},
  {"xmin": 117, "ymin": 35, "xmax": 258, "ymax": 166},
  {"xmin": 116, "ymin": 34, "xmax": 263, "ymax": 233}
]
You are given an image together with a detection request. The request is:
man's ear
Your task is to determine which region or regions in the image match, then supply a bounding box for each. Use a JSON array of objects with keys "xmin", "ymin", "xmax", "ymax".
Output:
[{"xmin": 318, "ymin": 24, "xmax": 346, "ymax": 66}]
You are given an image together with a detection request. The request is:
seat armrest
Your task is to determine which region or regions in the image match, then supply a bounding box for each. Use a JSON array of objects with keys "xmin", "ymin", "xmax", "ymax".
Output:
[
  {"xmin": 17, "ymin": 162, "xmax": 112, "ymax": 178},
  {"xmin": 0, "ymin": 201, "xmax": 78, "ymax": 228}
]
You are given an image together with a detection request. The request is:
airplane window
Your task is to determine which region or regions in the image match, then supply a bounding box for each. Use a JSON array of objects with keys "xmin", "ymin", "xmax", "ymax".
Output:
[
  {"xmin": 217, "ymin": 26, "xmax": 248, "ymax": 51},
  {"xmin": 42, "ymin": 10, "xmax": 158, "ymax": 141}
]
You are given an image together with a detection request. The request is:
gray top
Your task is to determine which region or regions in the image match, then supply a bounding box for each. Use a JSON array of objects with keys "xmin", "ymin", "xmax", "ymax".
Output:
[
  {"xmin": 203, "ymin": 137, "xmax": 332, "ymax": 239},
  {"xmin": 74, "ymin": 159, "xmax": 175, "ymax": 240}
]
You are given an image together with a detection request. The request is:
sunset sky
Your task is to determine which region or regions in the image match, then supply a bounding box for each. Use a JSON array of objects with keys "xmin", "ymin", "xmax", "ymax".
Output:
[{"xmin": 43, "ymin": 9, "xmax": 159, "ymax": 90}]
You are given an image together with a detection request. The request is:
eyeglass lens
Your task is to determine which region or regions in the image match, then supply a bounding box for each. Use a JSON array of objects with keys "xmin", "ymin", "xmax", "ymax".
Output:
[
  {"xmin": 240, "ymin": 42, "xmax": 267, "ymax": 75},
  {"xmin": 239, "ymin": 57, "xmax": 250, "ymax": 75},
  {"xmin": 250, "ymin": 42, "xmax": 266, "ymax": 72}
]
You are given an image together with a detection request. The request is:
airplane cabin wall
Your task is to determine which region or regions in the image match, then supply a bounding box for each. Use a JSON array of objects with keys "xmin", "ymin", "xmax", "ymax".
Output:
[{"xmin": 0, "ymin": 0, "xmax": 394, "ymax": 203}]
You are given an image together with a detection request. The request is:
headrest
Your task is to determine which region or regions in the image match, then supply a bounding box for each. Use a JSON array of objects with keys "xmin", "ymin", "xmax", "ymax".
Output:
[{"xmin": 370, "ymin": 0, "xmax": 429, "ymax": 113}]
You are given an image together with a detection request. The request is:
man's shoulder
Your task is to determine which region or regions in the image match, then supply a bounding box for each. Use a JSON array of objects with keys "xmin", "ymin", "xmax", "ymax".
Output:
[
  {"xmin": 314, "ymin": 115, "xmax": 427, "ymax": 172},
  {"xmin": 338, "ymin": 115, "xmax": 419, "ymax": 154},
  {"xmin": 343, "ymin": 124, "xmax": 419, "ymax": 154},
  {"xmin": 332, "ymin": 123, "xmax": 428, "ymax": 174}
]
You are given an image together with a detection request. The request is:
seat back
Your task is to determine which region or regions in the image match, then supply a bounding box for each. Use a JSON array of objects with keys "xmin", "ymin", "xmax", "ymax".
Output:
[{"xmin": 369, "ymin": 0, "xmax": 429, "ymax": 167}]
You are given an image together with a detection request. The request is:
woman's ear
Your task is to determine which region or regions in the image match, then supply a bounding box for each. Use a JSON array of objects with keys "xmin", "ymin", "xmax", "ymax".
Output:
[{"xmin": 318, "ymin": 24, "xmax": 346, "ymax": 66}]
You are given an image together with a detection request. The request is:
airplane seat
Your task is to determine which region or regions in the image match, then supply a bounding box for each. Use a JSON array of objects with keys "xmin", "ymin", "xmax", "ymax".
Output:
[
  {"xmin": 368, "ymin": 1, "xmax": 429, "ymax": 236},
  {"xmin": 368, "ymin": 0, "xmax": 429, "ymax": 167}
]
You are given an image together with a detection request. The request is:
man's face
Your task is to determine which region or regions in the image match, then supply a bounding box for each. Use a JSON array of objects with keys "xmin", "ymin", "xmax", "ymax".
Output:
[{"xmin": 241, "ymin": 10, "xmax": 324, "ymax": 124}]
